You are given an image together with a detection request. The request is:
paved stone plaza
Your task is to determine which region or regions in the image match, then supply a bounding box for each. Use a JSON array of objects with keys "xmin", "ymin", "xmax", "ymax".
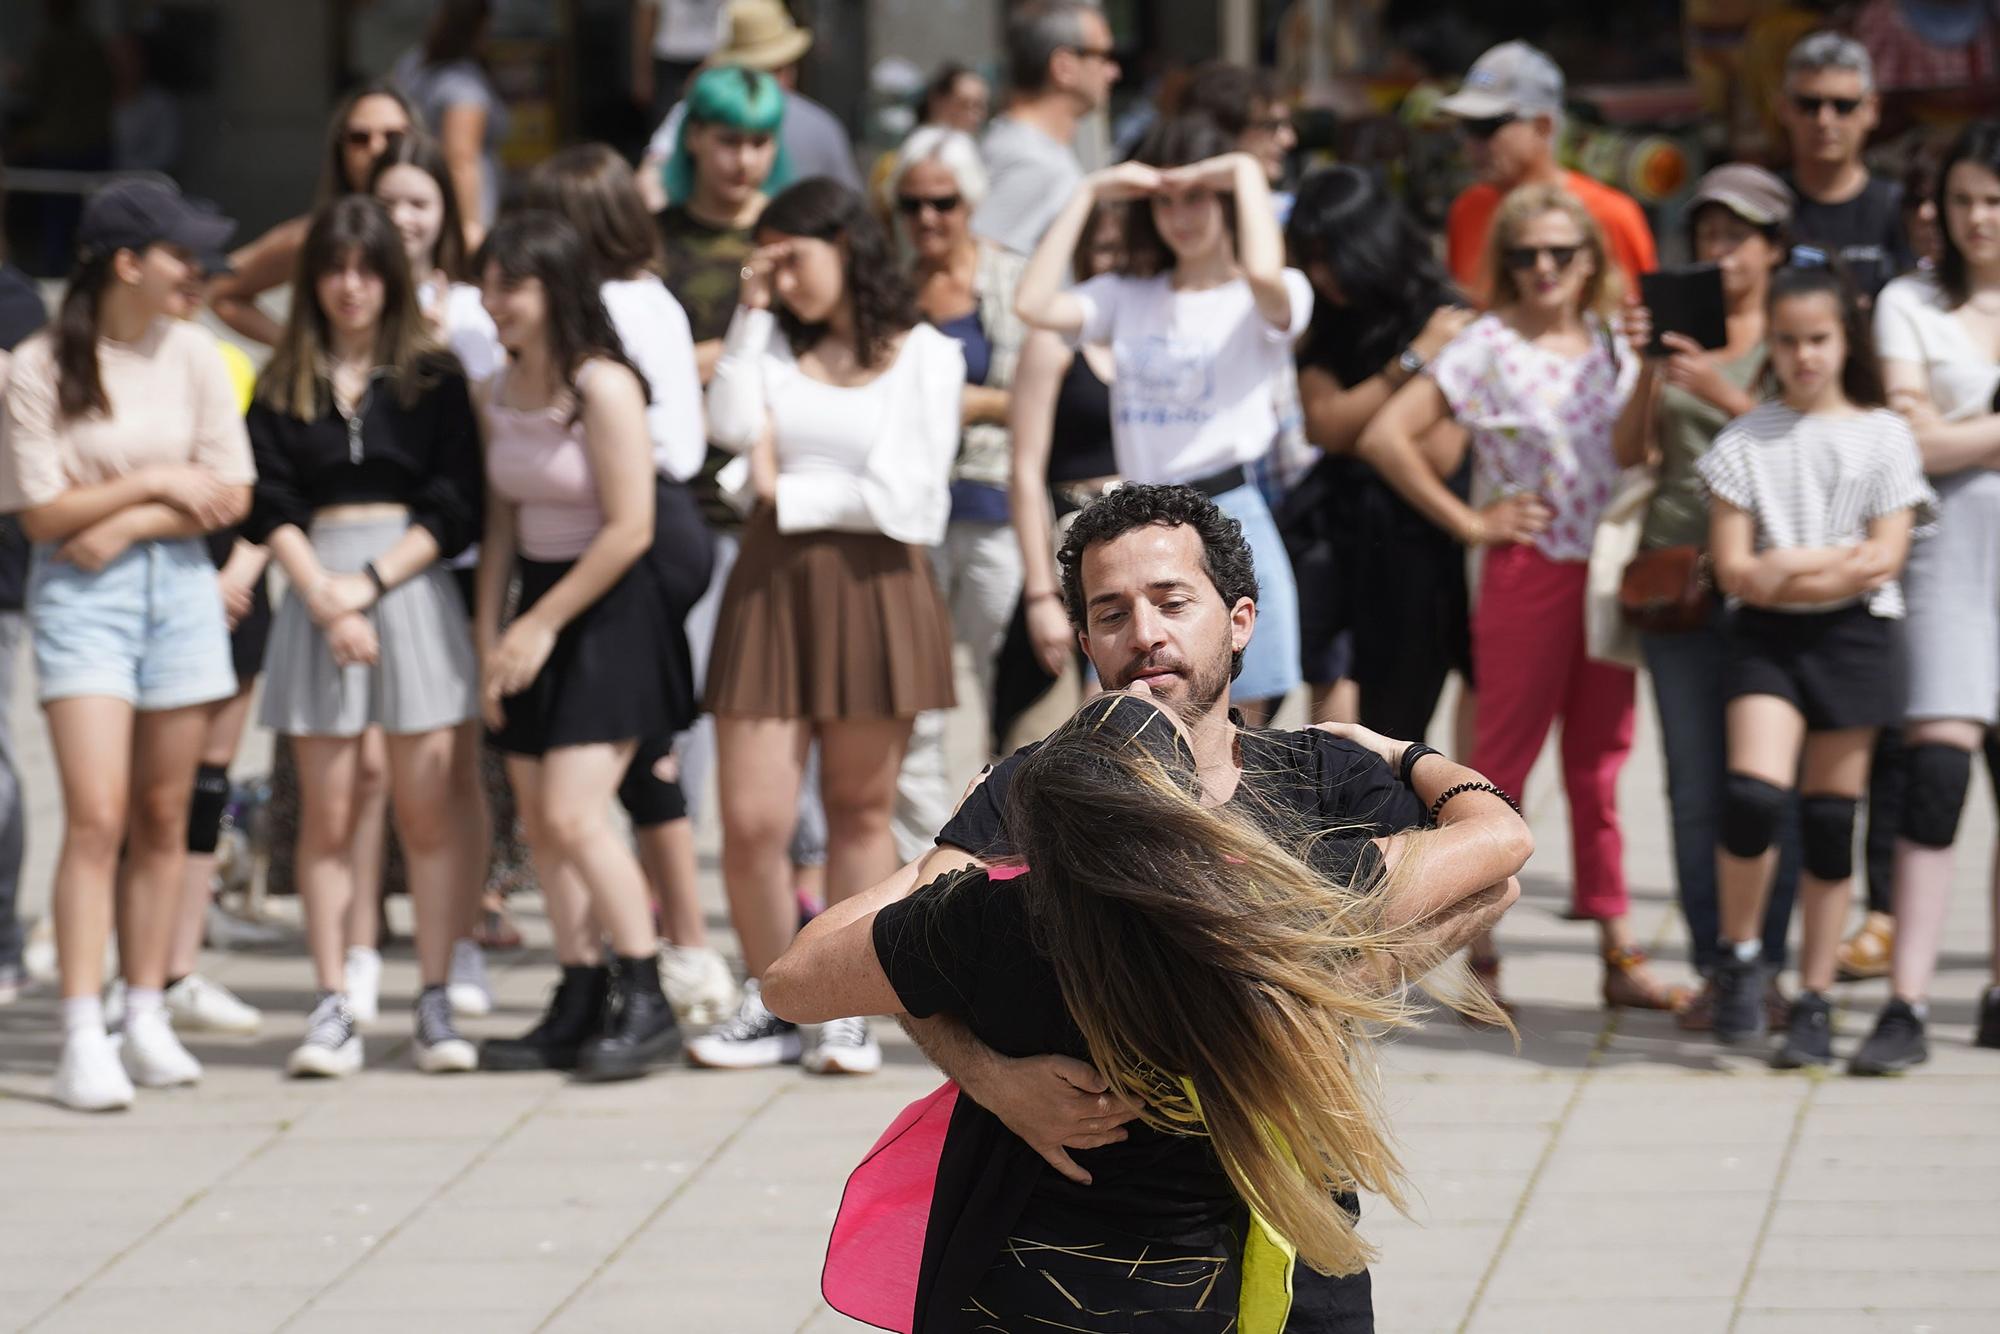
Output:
[{"xmin": 2, "ymin": 675, "xmax": 1997, "ymax": 1333}]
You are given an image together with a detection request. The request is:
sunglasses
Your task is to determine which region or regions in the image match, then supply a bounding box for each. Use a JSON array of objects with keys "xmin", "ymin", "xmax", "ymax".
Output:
[
  {"xmin": 1502, "ymin": 244, "xmax": 1582, "ymax": 272},
  {"xmin": 344, "ymin": 128, "xmax": 406, "ymax": 149},
  {"xmin": 1064, "ymin": 44, "xmax": 1118, "ymax": 62},
  {"xmin": 1790, "ymin": 94, "xmax": 1862, "ymax": 117},
  {"xmin": 1459, "ymin": 115, "xmax": 1517, "ymax": 141},
  {"xmin": 896, "ymin": 194, "xmax": 963, "ymax": 216}
]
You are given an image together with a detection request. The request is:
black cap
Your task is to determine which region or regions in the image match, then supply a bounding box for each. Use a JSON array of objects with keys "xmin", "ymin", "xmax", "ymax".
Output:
[{"xmin": 76, "ymin": 176, "xmax": 236, "ymax": 274}]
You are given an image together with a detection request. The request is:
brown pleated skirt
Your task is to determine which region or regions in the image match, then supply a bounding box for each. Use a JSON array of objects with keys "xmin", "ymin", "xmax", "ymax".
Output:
[{"xmin": 705, "ymin": 510, "xmax": 957, "ymax": 720}]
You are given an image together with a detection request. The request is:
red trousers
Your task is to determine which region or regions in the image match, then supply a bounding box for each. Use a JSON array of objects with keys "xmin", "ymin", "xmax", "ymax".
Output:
[{"xmin": 1470, "ymin": 545, "xmax": 1636, "ymax": 921}]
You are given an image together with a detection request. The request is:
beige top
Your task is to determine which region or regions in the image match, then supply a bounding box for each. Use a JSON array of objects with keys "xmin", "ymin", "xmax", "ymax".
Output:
[{"xmin": 0, "ymin": 318, "xmax": 255, "ymax": 513}]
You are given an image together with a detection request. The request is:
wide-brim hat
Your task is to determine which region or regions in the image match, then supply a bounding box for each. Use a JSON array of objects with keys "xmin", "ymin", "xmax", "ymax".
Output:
[{"xmin": 709, "ymin": 0, "xmax": 814, "ymax": 73}]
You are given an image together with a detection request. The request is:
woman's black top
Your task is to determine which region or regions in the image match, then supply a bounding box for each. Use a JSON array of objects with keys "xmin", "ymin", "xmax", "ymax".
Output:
[
  {"xmin": 1047, "ymin": 348, "xmax": 1115, "ymax": 485},
  {"xmin": 244, "ymin": 364, "xmax": 483, "ymax": 558}
]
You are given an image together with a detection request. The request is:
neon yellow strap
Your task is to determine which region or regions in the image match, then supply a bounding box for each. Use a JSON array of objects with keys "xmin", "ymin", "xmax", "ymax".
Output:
[{"xmin": 1180, "ymin": 1079, "xmax": 1296, "ymax": 1334}]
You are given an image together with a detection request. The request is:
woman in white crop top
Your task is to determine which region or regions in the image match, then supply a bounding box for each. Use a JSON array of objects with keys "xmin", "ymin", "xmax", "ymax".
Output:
[
  {"xmin": 1014, "ymin": 115, "xmax": 1310, "ymax": 720},
  {"xmin": 471, "ymin": 212, "xmax": 686, "ymax": 1083},
  {"xmin": 693, "ymin": 178, "xmax": 962, "ymax": 1074}
]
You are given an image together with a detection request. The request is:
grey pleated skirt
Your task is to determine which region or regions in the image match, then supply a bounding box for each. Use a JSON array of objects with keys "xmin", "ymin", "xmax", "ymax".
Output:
[{"xmin": 260, "ymin": 513, "xmax": 479, "ymax": 737}]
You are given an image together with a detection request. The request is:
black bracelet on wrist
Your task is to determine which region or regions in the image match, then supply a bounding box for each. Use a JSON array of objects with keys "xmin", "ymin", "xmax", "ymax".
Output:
[
  {"xmin": 1398, "ymin": 743, "xmax": 1442, "ymax": 787},
  {"xmin": 1428, "ymin": 781, "xmax": 1521, "ymax": 826},
  {"xmin": 363, "ymin": 561, "xmax": 388, "ymax": 598}
]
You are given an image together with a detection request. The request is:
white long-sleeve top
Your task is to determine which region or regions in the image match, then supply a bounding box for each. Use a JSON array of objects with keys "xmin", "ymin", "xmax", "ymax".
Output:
[
  {"xmin": 707, "ymin": 306, "xmax": 965, "ymax": 547},
  {"xmin": 602, "ymin": 275, "xmax": 707, "ymax": 483}
]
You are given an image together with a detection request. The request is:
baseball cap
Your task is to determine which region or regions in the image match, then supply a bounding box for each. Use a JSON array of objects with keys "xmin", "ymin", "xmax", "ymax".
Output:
[
  {"xmin": 1438, "ymin": 41, "xmax": 1564, "ymax": 121},
  {"xmin": 76, "ymin": 176, "xmax": 236, "ymax": 273},
  {"xmin": 1689, "ymin": 163, "xmax": 1794, "ymax": 228}
]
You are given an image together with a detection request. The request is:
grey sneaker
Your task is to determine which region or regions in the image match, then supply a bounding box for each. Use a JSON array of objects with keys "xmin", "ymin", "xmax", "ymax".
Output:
[
  {"xmin": 413, "ymin": 985, "xmax": 476, "ymax": 1074},
  {"xmin": 1711, "ymin": 954, "xmax": 1767, "ymax": 1046},
  {"xmin": 1848, "ymin": 999, "xmax": 1928, "ymax": 1076},
  {"xmin": 286, "ymin": 993, "xmax": 362, "ymax": 1079},
  {"xmin": 1771, "ymin": 991, "xmax": 1833, "ymax": 1069}
]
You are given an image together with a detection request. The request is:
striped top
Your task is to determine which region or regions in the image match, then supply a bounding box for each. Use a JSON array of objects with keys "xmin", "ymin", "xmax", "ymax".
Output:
[{"xmin": 1697, "ymin": 401, "xmax": 1938, "ymax": 617}]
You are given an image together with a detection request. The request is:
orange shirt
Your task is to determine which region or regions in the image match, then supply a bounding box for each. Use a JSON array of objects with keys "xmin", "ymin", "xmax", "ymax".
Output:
[{"xmin": 1446, "ymin": 169, "xmax": 1658, "ymax": 305}]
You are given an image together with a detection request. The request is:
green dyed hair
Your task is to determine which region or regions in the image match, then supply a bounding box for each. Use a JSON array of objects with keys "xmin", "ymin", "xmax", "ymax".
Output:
[{"xmin": 664, "ymin": 65, "xmax": 793, "ymax": 206}]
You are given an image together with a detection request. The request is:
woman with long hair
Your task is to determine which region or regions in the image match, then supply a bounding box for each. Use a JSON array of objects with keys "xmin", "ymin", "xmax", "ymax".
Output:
[
  {"xmin": 763, "ymin": 689, "xmax": 1532, "ymax": 1331},
  {"xmin": 247, "ymin": 195, "xmax": 485, "ymax": 1077},
  {"xmin": 1361, "ymin": 183, "xmax": 1676, "ymax": 1013},
  {"xmin": 690, "ymin": 178, "xmax": 962, "ymax": 1075},
  {"xmin": 1285, "ymin": 164, "xmax": 1474, "ymax": 737},
  {"xmin": 393, "ymin": 0, "xmax": 505, "ymax": 249},
  {"xmin": 885, "ymin": 125, "xmax": 1028, "ymax": 847},
  {"xmin": 1, "ymin": 178, "xmax": 253, "ymax": 1111},
  {"xmin": 209, "ymin": 81, "xmax": 418, "ymax": 347},
  {"xmin": 472, "ymin": 211, "xmax": 681, "ymax": 1082},
  {"xmin": 1015, "ymin": 115, "xmax": 1310, "ymax": 724},
  {"xmin": 1612, "ymin": 165, "xmax": 1803, "ymax": 1027},
  {"xmin": 370, "ymin": 132, "xmax": 501, "ymax": 380},
  {"xmin": 1854, "ymin": 121, "xmax": 2000, "ymax": 1071},
  {"xmin": 519, "ymin": 142, "xmax": 722, "ymax": 1025}
]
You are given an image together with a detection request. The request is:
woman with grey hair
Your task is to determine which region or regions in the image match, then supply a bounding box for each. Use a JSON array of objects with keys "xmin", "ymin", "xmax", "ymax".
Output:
[{"xmin": 885, "ymin": 126, "xmax": 1031, "ymax": 852}]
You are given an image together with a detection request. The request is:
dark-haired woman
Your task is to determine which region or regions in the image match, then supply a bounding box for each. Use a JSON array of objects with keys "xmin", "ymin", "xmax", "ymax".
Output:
[
  {"xmin": 472, "ymin": 211, "xmax": 682, "ymax": 1082},
  {"xmin": 691, "ymin": 179, "xmax": 962, "ymax": 1075},
  {"xmin": 1856, "ymin": 123, "xmax": 2000, "ymax": 1072},
  {"xmin": 210, "ymin": 82, "xmax": 418, "ymax": 348},
  {"xmin": 1, "ymin": 178, "xmax": 253, "ymax": 1111},
  {"xmin": 247, "ymin": 196, "xmax": 485, "ymax": 1079},
  {"xmin": 763, "ymin": 691, "xmax": 1531, "ymax": 1332},
  {"xmin": 1612, "ymin": 164, "xmax": 1802, "ymax": 1027},
  {"xmin": 1284, "ymin": 165, "xmax": 1473, "ymax": 737},
  {"xmin": 1701, "ymin": 265, "xmax": 1934, "ymax": 1068},
  {"xmin": 394, "ymin": 0, "xmax": 505, "ymax": 251},
  {"xmin": 521, "ymin": 142, "xmax": 722, "ymax": 1025},
  {"xmin": 1015, "ymin": 115, "xmax": 1310, "ymax": 722}
]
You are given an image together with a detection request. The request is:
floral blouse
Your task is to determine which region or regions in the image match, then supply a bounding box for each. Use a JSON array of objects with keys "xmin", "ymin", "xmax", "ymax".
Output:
[{"xmin": 1428, "ymin": 312, "xmax": 1637, "ymax": 562}]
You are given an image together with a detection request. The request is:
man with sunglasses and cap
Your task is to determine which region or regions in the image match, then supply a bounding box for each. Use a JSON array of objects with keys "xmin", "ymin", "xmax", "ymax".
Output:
[
  {"xmin": 1440, "ymin": 40, "xmax": 1657, "ymax": 301},
  {"xmin": 1776, "ymin": 31, "xmax": 1914, "ymax": 302}
]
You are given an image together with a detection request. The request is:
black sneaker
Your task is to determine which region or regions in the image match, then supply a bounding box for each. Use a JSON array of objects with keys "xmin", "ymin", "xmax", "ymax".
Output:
[
  {"xmin": 1771, "ymin": 991, "xmax": 1833, "ymax": 1069},
  {"xmin": 1711, "ymin": 954, "xmax": 1767, "ymax": 1046},
  {"xmin": 1975, "ymin": 986, "xmax": 2000, "ymax": 1051},
  {"xmin": 479, "ymin": 965, "xmax": 609, "ymax": 1072},
  {"xmin": 1848, "ymin": 999, "xmax": 1929, "ymax": 1076},
  {"xmin": 575, "ymin": 955, "xmax": 683, "ymax": 1083}
]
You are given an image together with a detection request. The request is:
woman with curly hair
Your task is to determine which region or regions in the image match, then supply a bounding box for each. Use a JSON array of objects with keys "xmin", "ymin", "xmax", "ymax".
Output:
[{"xmin": 692, "ymin": 178, "xmax": 964, "ymax": 1076}]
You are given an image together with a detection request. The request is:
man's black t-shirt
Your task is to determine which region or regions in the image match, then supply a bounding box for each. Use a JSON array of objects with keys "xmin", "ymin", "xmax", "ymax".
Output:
[
  {"xmin": 903, "ymin": 723, "xmax": 1421, "ymax": 1332},
  {"xmin": 0, "ymin": 265, "xmax": 48, "ymax": 614},
  {"xmin": 1780, "ymin": 172, "xmax": 1914, "ymax": 298}
]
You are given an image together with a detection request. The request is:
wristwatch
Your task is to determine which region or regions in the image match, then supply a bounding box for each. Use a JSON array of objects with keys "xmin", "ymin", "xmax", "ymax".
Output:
[{"xmin": 1397, "ymin": 346, "xmax": 1427, "ymax": 378}]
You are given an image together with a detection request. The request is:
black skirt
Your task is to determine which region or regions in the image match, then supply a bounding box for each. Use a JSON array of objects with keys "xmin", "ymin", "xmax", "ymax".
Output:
[
  {"xmin": 492, "ymin": 554, "xmax": 679, "ymax": 757},
  {"xmin": 1725, "ymin": 601, "xmax": 1907, "ymax": 732}
]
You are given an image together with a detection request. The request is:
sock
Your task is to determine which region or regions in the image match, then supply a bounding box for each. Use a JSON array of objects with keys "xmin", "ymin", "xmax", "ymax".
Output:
[
  {"xmin": 125, "ymin": 986, "xmax": 165, "ymax": 1024},
  {"xmin": 62, "ymin": 994, "xmax": 105, "ymax": 1038},
  {"xmin": 1727, "ymin": 939, "xmax": 1762, "ymax": 964}
]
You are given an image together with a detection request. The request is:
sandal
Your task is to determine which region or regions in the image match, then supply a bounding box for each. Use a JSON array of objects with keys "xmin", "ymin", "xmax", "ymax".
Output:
[
  {"xmin": 474, "ymin": 895, "xmax": 524, "ymax": 951},
  {"xmin": 1602, "ymin": 945, "xmax": 1693, "ymax": 1012},
  {"xmin": 1460, "ymin": 954, "xmax": 1516, "ymax": 1026},
  {"xmin": 1836, "ymin": 911, "xmax": 1894, "ymax": 982}
]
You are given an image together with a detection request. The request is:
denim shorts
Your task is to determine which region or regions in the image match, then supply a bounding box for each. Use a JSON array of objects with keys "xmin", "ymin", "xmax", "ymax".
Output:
[
  {"xmin": 29, "ymin": 537, "xmax": 236, "ymax": 711},
  {"xmin": 1212, "ymin": 481, "xmax": 1302, "ymax": 705}
]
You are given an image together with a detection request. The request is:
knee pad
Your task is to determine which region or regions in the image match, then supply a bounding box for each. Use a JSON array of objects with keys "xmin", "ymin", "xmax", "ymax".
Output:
[
  {"xmin": 1721, "ymin": 773, "xmax": 1788, "ymax": 859},
  {"xmin": 187, "ymin": 763, "xmax": 231, "ymax": 855},
  {"xmin": 617, "ymin": 752, "xmax": 688, "ymax": 829},
  {"xmin": 1902, "ymin": 743, "xmax": 1973, "ymax": 849},
  {"xmin": 1800, "ymin": 794, "xmax": 1858, "ymax": 881}
]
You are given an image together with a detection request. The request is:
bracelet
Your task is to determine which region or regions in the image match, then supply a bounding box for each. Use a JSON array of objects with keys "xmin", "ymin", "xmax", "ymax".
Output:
[
  {"xmin": 363, "ymin": 561, "xmax": 388, "ymax": 598},
  {"xmin": 1428, "ymin": 781, "xmax": 1520, "ymax": 826},
  {"xmin": 1398, "ymin": 743, "xmax": 1442, "ymax": 787}
]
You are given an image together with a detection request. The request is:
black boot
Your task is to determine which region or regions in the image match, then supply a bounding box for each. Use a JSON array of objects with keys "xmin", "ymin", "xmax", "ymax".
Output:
[
  {"xmin": 478, "ymin": 964, "xmax": 609, "ymax": 1072},
  {"xmin": 575, "ymin": 953, "xmax": 683, "ymax": 1082}
]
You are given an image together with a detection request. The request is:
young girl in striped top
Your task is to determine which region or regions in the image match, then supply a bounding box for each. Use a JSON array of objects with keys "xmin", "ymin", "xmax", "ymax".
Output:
[{"xmin": 1701, "ymin": 265, "xmax": 1937, "ymax": 1068}]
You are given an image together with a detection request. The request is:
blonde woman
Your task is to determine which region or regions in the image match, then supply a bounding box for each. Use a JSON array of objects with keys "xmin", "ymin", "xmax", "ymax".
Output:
[{"xmin": 1361, "ymin": 183, "xmax": 1675, "ymax": 1012}]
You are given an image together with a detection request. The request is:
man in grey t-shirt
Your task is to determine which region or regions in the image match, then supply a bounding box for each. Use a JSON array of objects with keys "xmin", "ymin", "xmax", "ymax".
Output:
[{"xmin": 972, "ymin": 1, "xmax": 1121, "ymax": 256}]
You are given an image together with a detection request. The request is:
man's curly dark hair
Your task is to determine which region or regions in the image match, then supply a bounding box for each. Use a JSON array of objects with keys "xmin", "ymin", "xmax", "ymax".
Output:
[
  {"xmin": 1058, "ymin": 484, "xmax": 1259, "ymax": 679},
  {"xmin": 756, "ymin": 177, "xmax": 918, "ymax": 369}
]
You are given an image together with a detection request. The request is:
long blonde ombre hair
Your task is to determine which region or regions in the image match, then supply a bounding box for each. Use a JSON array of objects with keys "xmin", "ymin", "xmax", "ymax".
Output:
[
  {"xmin": 1484, "ymin": 181, "xmax": 1624, "ymax": 323},
  {"xmin": 997, "ymin": 694, "xmax": 1508, "ymax": 1277}
]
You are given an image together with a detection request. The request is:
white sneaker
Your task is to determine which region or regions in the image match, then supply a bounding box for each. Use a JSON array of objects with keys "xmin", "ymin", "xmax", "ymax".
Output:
[
  {"xmin": 344, "ymin": 947, "xmax": 382, "ymax": 1024},
  {"xmin": 166, "ymin": 974, "xmax": 262, "ymax": 1035},
  {"xmin": 53, "ymin": 1027, "xmax": 135, "ymax": 1111},
  {"xmin": 412, "ymin": 987, "xmax": 477, "ymax": 1074},
  {"xmin": 286, "ymin": 994, "xmax": 363, "ymax": 1078},
  {"xmin": 446, "ymin": 939, "xmax": 492, "ymax": 1017},
  {"xmin": 660, "ymin": 944, "xmax": 739, "ymax": 1026},
  {"xmin": 686, "ymin": 980, "xmax": 802, "ymax": 1069},
  {"xmin": 0, "ymin": 963, "xmax": 21, "ymax": 1005},
  {"xmin": 119, "ymin": 1010, "xmax": 204, "ymax": 1087},
  {"xmin": 804, "ymin": 1015, "xmax": 883, "ymax": 1076}
]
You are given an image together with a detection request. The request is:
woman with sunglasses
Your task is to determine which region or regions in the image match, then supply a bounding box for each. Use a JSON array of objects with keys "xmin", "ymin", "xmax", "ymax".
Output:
[
  {"xmin": 1361, "ymin": 183, "xmax": 1678, "ymax": 1015},
  {"xmin": 885, "ymin": 126, "xmax": 1028, "ymax": 847}
]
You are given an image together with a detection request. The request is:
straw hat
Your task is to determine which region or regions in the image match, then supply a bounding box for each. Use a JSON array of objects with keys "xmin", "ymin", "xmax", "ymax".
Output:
[{"xmin": 709, "ymin": 0, "xmax": 814, "ymax": 72}]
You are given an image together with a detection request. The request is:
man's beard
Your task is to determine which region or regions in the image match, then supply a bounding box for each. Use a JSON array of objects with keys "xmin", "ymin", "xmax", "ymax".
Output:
[{"xmin": 1111, "ymin": 649, "xmax": 1230, "ymax": 721}]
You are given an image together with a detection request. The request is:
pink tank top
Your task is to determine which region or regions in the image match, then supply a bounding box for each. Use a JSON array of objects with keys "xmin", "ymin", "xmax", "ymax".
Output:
[{"xmin": 483, "ymin": 364, "xmax": 606, "ymax": 561}]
